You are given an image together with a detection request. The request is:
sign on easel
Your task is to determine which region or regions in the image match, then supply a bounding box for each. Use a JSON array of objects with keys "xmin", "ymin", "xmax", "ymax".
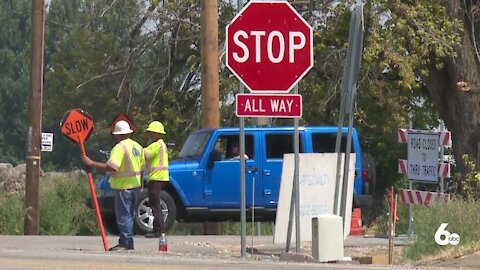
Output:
[
  {"xmin": 274, "ymin": 153, "xmax": 355, "ymax": 243},
  {"xmin": 398, "ymin": 129, "xmax": 451, "ymax": 182},
  {"xmin": 407, "ymin": 132, "xmax": 439, "ymax": 182}
]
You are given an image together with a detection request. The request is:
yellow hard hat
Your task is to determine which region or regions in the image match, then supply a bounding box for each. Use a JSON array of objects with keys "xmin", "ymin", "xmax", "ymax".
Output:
[{"xmin": 146, "ymin": 121, "xmax": 166, "ymax": 134}]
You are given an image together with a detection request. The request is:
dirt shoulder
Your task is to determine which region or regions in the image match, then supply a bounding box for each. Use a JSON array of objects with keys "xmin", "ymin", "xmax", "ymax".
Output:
[{"xmin": 417, "ymin": 252, "xmax": 480, "ymax": 269}]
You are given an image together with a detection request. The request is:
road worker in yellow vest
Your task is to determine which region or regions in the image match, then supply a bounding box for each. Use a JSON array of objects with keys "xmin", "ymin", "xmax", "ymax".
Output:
[
  {"xmin": 143, "ymin": 121, "xmax": 169, "ymax": 239},
  {"xmin": 82, "ymin": 120, "xmax": 144, "ymax": 251}
]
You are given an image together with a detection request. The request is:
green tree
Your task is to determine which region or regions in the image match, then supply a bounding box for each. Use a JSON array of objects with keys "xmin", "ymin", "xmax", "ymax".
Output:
[
  {"xmin": 0, "ymin": 0, "xmax": 31, "ymax": 164},
  {"xmin": 43, "ymin": 0, "xmax": 235, "ymax": 169},
  {"xmin": 42, "ymin": 0, "xmax": 465, "ymax": 199},
  {"xmin": 364, "ymin": 0, "xmax": 480, "ymax": 195},
  {"xmin": 283, "ymin": 2, "xmax": 441, "ymax": 190}
]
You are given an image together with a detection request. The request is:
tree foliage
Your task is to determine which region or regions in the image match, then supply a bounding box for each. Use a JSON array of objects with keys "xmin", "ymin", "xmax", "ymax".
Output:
[
  {"xmin": 2, "ymin": 0, "xmax": 478, "ymax": 195},
  {"xmin": 0, "ymin": 0, "xmax": 31, "ymax": 164}
]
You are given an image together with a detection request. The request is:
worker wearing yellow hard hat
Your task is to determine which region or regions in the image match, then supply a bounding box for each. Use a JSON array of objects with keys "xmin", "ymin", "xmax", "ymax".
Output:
[
  {"xmin": 146, "ymin": 121, "xmax": 166, "ymax": 135},
  {"xmin": 143, "ymin": 121, "xmax": 169, "ymax": 241}
]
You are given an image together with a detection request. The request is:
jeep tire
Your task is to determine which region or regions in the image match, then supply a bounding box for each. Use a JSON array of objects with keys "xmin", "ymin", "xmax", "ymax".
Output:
[{"xmin": 134, "ymin": 189, "xmax": 176, "ymax": 234}]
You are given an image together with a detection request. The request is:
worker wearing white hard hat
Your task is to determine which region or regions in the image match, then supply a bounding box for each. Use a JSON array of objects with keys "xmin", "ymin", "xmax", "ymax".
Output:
[
  {"xmin": 112, "ymin": 120, "xmax": 134, "ymax": 134},
  {"xmin": 83, "ymin": 120, "xmax": 144, "ymax": 251}
]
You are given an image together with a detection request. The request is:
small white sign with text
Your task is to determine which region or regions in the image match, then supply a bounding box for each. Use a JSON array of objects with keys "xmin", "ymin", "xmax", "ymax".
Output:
[{"xmin": 41, "ymin": 132, "xmax": 54, "ymax": 152}]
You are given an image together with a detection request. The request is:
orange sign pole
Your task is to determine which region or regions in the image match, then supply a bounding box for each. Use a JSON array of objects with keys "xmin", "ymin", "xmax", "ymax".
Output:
[
  {"xmin": 79, "ymin": 137, "xmax": 109, "ymax": 251},
  {"xmin": 388, "ymin": 186, "xmax": 395, "ymax": 265}
]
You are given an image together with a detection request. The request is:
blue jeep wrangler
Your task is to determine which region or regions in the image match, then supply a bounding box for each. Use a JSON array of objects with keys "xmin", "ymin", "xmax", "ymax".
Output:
[{"xmin": 92, "ymin": 126, "xmax": 375, "ymax": 234}]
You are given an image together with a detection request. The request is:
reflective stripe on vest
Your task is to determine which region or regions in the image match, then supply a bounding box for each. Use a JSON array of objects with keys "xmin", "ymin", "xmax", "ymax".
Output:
[
  {"xmin": 110, "ymin": 141, "xmax": 142, "ymax": 178},
  {"xmin": 146, "ymin": 141, "xmax": 168, "ymax": 172},
  {"xmin": 145, "ymin": 140, "xmax": 168, "ymax": 181},
  {"xmin": 110, "ymin": 141, "xmax": 143, "ymax": 189}
]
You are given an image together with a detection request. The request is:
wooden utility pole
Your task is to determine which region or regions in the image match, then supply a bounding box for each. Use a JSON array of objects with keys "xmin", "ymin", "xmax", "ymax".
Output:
[
  {"xmin": 25, "ymin": 0, "xmax": 45, "ymax": 235},
  {"xmin": 200, "ymin": 0, "xmax": 222, "ymax": 235}
]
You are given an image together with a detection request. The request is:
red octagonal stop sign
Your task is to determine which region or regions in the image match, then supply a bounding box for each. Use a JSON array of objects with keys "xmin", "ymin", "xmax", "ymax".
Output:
[{"xmin": 226, "ymin": 1, "xmax": 313, "ymax": 93}]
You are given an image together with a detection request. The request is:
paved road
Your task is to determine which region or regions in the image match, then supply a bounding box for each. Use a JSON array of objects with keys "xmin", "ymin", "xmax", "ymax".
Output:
[{"xmin": 0, "ymin": 235, "xmax": 412, "ymax": 270}]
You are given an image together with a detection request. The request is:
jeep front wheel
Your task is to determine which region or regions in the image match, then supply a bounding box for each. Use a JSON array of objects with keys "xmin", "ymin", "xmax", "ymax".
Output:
[{"xmin": 134, "ymin": 190, "xmax": 176, "ymax": 234}]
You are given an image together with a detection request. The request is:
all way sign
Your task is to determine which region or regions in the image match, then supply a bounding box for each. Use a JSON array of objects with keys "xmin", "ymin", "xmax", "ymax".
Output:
[{"xmin": 236, "ymin": 94, "xmax": 302, "ymax": 118}]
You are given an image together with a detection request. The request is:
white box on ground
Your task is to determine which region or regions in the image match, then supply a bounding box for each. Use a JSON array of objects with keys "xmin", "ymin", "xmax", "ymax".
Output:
[
  {"xmin": 312, "ymin": 215, "xmax": 344, "ymax": 262},
  {"xmin": 273, "ymin": 153, "xmax": 356, "ymax": 244}
]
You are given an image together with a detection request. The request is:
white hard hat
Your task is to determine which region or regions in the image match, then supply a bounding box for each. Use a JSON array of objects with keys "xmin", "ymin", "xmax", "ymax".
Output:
[{"xmin": 112, "ymin": 120, "xmax": 133, "ymax": 135}]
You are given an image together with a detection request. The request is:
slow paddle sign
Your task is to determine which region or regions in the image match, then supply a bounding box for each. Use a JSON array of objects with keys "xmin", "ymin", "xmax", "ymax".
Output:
[
  {"xmin": 60, "ymin": 109, "xmax": 94, "ymax": 144},
  {"xmin": 60, "ymin": 109, "xmax": 109, "ymax": 251}
]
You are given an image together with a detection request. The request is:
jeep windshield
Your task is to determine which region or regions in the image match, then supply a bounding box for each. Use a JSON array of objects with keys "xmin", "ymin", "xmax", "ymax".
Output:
[{"xmin": 178, "ymin": 131, "xmax": 212, "ymax": 160}]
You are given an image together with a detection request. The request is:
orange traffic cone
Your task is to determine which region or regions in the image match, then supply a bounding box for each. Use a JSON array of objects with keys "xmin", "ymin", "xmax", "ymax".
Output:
[{"xmin": 349, "ymin": 208, "xmax": 364, "ymax": 236}]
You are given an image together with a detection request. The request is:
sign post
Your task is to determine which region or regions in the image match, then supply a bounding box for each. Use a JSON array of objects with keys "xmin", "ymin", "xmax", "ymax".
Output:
[
  {"xmin": 60, "ymin": 109, "xmax": 109, "ymax": 251},
  {"xmin": 235, "ymin": 0, "xmax": 246, "ymax": 257},
  {"xmin": 227, "ymin": 0, "xmax": 313, "ymax": 255},
  {"xmin": 334, "ymin": 3, "xmax": 364, "ymax": 226}
]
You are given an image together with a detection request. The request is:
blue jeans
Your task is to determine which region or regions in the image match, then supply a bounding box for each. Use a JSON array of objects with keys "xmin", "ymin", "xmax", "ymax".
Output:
[{"xmin": 114, "ymin": 188, "xmax": 140, "ymax": 249}]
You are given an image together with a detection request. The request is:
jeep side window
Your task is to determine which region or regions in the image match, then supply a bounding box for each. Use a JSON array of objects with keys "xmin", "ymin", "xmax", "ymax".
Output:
[
  {"xmin": 311, "ymin": 133, "xmax": 355, "ymax": 153},
  {"xmin": 212, "ymin": 138, "xmax": 227, "ymax": 161},
  {"xmin": 213, "ymin": 135, "xmax": 255, "ymax": 161},
  {"xmin": 265, "ymin": 133, "xmax": 303, "ymax": 159}
]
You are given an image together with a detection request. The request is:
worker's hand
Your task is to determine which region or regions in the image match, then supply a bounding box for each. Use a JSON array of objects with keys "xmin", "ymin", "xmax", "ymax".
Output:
[{"xmin": 82, "ymin": 156, "xmax": 93, "ymax": 167}]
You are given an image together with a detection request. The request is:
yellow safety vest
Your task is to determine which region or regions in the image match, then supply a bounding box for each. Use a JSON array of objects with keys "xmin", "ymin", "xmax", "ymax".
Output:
[
  {"xmin": 107, "ymin": 138, "xmax": 144, "ymax": 189},
  {"xmin": 144, "ymin": 139, "xmax": 169, "ymax": 181}
]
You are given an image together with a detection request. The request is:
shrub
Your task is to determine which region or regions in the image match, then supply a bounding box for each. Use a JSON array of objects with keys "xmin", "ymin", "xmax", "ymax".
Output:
[
  {"xmin": 0, "ymin": 172, "xmax": 99, "ymax": 235},
  {"xmin": 369, "ymin": 195, "xmax": 410, "ymax": 237},
  {"xmin": 0, "ymin": 192, "xmax": 24, "ymax": 234},
  {"xmin": 39, "ymin": 172, "xmax": 99, "ymax": 235},
  {"xmin": 405, "ymin": 199, "xmax": 480, "ymax": 261}
]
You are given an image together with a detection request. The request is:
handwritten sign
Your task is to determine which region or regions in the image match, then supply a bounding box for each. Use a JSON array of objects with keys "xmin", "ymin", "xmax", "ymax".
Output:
[{"xmin": 273, "ymin": 153, "xmax": 355, "ymax": 243}]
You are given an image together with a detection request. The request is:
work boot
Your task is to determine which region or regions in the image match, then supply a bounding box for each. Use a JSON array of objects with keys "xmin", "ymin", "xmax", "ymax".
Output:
[{"xmin": 108, "ymin": 244, "xmax": 133, "ymax": 251}]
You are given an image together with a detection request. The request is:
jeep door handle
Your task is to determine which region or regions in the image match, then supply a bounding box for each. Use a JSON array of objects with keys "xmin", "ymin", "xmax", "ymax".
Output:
[
  {"xmin": 263, "ymin": 170, "xmax": 271, "ymax": 176},
  {"xmin": 246, "ymin": 167, "xmax": 258, "ymax": 173}
]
